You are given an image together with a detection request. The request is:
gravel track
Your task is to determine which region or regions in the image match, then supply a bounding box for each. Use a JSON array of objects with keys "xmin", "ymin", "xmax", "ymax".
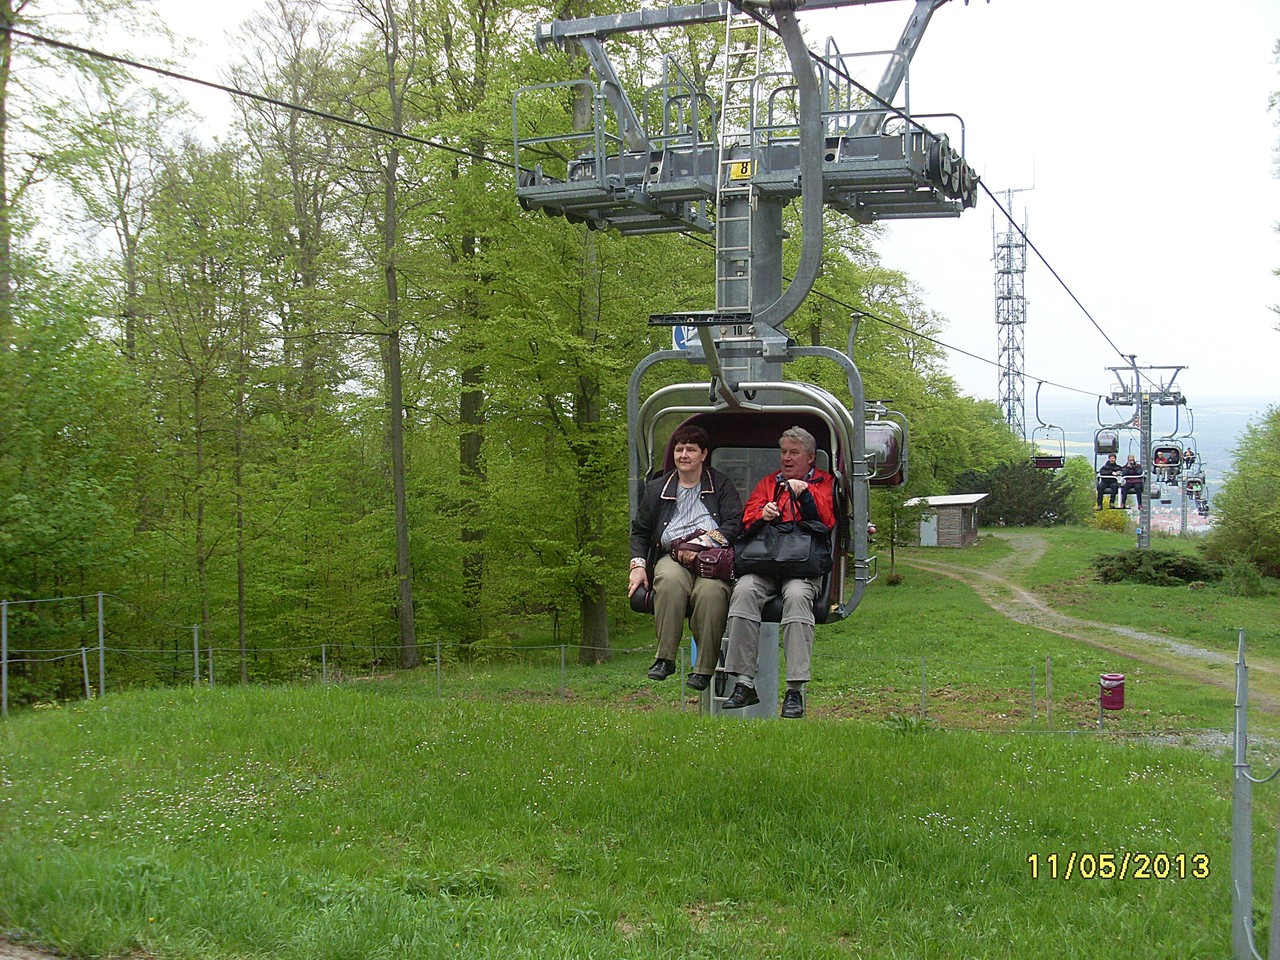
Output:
[{"xmin": 899, "ymin": 531, "xmax": 1280, "ymax": 713}]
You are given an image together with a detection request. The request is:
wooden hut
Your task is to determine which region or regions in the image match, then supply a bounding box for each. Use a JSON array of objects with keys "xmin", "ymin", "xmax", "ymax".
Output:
[{"xmin": 904, "ymin": 494, "xmax": 989, "ymax": 548}]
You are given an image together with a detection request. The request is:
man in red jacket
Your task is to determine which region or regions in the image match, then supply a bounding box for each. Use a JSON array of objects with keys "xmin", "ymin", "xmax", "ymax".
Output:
[{"xmin": 721, "ymin": 426, "xmax": 836, "ymax": 718}]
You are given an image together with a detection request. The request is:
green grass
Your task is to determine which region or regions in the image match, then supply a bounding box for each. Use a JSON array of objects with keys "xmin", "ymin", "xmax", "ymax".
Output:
[
  {"xmin": 1014, "ymin": 529, "xmax": 1280, "ymax": 654},
  {"xmin": 0, "ymin": 684, "xmax": 1256, "ymax": 959},
  {"xmin": 830, "ymin": 565, "xmax": 1240, "ymax": 734},
  {"xmin": 6, "ymin": 524, "xmax": 1280, "ymax": 957}
]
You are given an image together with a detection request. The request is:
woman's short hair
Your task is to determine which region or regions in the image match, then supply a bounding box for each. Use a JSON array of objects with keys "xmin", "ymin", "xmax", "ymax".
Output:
[
  {"xmin": 671, "ymin": 424, "xmax": 710, "ymax": 451},
  {"xmin": 780, "ymin": 425, "xmax": 817, "ymax": 457}
]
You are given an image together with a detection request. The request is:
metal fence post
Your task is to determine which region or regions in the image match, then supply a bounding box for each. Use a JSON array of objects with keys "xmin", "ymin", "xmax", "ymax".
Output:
[
  {"xmin": 2, "ymin": 600, "xmax": 8, "ymax": 717},
  {"xmin": 1232, "ymin": 629, "xmax": 1253, "ymax": 959},
  {"xmin": 1030, "ymin": 666, "xmax": 1037, "ymax": 726},
  {"xmin": 560, "ymin": 645, "xmax": 567, "ymax": 700},
  {"xmin": 81, "ymin": 647, "xmax": 90, "ymax": 700},
  {"xmin": 94, "ymin": 593, "xmax": 104, "ymax": 701},
  {"xmin": 97, "ymin": 592, "xmax": 106, "ymax": 698},
  {"xmin": 1046, "ymin": 657, "xmax": 1053, "ymax": 730},
  {"xmin": 919, "ymin": 657, "xmax": 927, "ymax": 719},
  {"xmin": 680, "ymin": 642, "xmax": 687, "ymax": 713},
  {"xmin": 193, "ymin": 625, "xmax": 200, "ymax": 684},
  {"xmin": 208, "ymin": 646, "xmax": 214, "ymax": 686},
  {"xmin": 322, "ymin": 644, "xmax": 328, "ymax": 685},
  {"xmin": 436, "ymin": 642, "xmax": 442, "ymax": 698}
]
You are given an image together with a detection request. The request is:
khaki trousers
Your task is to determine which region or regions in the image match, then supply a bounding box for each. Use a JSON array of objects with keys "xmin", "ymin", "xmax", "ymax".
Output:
[
  {"xmin": 723, "ymin": 572, "xmax": 820, "ymax": 682},
  {"xmin": 652, "ymin": 556, "xmax": 731, "ymax": 675}
]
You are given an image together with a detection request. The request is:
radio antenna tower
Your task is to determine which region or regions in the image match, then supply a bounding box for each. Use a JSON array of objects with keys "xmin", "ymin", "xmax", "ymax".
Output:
[{"xmin": 994, "ymin": 187, "xmax": 1031, "ymax": 439}]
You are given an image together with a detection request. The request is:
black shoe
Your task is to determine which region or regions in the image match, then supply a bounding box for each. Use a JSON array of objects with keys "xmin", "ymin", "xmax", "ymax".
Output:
[
  {"xmin": 647, "ymin": 658, "xmax": 676, "ymax": 681},
  {"xmin": 781, "ymin": 689, "xmax": 805, "ymax": 719},
  {"xmin": 721, "ymin": 682, "xmax": 759, "ymax": 709},
  {"xmin": 686, "ymin": 672, "xmax": 711, "ymax": 691}
]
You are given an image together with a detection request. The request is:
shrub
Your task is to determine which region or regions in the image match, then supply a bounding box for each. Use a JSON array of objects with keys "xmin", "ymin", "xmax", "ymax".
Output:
[
  {"xmin": 1089, "ymin": 508, "xmax": 1129, "ymax": 533},
  {"xmin": 1092, "ymin": 548, "xmax": 1224, "ymax": 586},
  {"xmin": 1220, "ymin": 559, "xmax": 1271, "ymax": 598}
]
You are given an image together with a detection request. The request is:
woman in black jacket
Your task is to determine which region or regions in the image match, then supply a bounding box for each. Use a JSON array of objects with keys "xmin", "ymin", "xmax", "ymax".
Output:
[{"xmin": 627, "ymin": 425, "xmax": 743, "ymax": 689}]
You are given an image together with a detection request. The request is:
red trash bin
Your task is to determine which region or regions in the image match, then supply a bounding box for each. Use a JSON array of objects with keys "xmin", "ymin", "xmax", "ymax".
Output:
[{"xmin": 1100, "ymin": 673, "xmax": 1125, "ymax": 710}]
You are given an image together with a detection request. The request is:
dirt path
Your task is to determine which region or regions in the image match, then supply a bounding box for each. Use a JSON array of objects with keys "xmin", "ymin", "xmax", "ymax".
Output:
[
  {"xmin": 898, "ymin": 531, "xmax": 1280, "ymax": 713},
  {"xmin": 0, "ymin": 940, "xmax": 59, "ymax": 960}
]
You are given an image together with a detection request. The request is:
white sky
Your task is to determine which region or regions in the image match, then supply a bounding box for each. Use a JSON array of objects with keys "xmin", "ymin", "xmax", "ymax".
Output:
[
  {"xmin": 810, "ymin": 0, "xmax": 1280, "ymax": 409},
  {"xmin": 143, "ymin": 0, "xmax": 1280, "ymax": 410}
]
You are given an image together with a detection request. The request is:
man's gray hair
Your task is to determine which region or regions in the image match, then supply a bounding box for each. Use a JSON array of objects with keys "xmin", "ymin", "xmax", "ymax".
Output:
[{"xmin": 779, "ymin": 425, "xmax": 817, "ymax": 457}]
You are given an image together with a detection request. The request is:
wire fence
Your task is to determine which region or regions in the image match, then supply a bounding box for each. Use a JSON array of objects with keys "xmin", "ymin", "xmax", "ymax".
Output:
[{"xmin": 2, "ymin": 592, "xmax": 1160, "ymax": 732}]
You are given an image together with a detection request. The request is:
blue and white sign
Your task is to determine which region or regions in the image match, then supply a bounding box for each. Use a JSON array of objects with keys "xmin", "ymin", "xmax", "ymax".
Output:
[{"xmin": 672, "ymin": 325, "xmax": 698, "ymax": 350}]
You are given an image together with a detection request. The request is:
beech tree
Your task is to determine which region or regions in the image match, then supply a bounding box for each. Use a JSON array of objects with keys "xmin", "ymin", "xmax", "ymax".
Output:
[{"xmin": 1205, "ymin": 407, "xmax": 1280, "ymax": 577}]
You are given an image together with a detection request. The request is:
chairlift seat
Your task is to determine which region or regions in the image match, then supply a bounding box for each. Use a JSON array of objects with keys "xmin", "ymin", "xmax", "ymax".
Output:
[
  {"xmin": 629, "ymin": 409, "xmax": 848, "ymax": 625},
  {"xmin": 866, "ymin": 419, "xmax": 906, "ymax": 486},
  {"xmin": 1033, "ymin": 455, "xmax": 1065, "ymax": 470}
]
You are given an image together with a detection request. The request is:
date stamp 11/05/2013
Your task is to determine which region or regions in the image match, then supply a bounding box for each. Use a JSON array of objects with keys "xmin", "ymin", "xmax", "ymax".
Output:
[{"xmin": 1027, "ymin": 852, "xmax": 1210, "ymax": 881}]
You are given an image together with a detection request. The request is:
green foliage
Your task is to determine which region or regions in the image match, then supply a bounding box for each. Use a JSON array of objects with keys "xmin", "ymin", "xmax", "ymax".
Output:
[
  {"xmin": 0, "ymin": 261, "xmax": 140, "ymax": 604},
  {"xmin": 1089, "ymin": 507, "xmax": 1130, "ymax": 534},
  {"xmin": 1058, "ymin": 455, "xmax": 1100, "ymax": 523},
  {"xmin": 1219, "ymin": 558, "xmax": 1271, "ymax": 597},
  {"xmin": 1204, "ymin": 405, "xmax": 1280, "ymax": 577},
  {"xmin": 1091, "ymin": 548, "xmax": 1223, "ymax": 586},
  {"xmin": 951, "ymin": 460, "xmax": 1075, "ymax": 526}
]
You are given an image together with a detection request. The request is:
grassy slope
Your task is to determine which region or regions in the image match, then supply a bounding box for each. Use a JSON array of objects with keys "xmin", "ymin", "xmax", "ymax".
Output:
[
  {"xmin": 0, "ymin": 686, "xmax": 1239, "ymax": 959},
  {"xmin": 3, "ymin": 526, "xmax": 1277, "ymax": 959}
]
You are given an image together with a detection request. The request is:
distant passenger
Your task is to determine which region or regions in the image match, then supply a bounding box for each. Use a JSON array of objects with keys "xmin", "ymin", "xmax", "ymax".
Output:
[
  {"xmin": 1096, "ymin": 454, "xmax": 1122, "ymax": 510},
  {"xmin": 1120, "ymin": 455, "xmax": 1144, "ymax": 508}
]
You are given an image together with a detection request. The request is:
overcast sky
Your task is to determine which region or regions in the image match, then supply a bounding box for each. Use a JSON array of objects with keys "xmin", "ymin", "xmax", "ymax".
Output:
[
  {"xmin": 148, "ymin": 0, "xmax": 1280, "ymax": 412},
  {"xmin": 810, "ymin": 0, "xmax": 1280, "ymax": 411}
]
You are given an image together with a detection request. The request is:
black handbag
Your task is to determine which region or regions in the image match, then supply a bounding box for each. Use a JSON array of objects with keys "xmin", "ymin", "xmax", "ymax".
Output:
[
  {"xmin": 734, "ymin": 481, "xmax": 833, "ymax": 580},
  {"xmin": 734, "ymin": 517, "xmax": 832, "ymax": 580}
]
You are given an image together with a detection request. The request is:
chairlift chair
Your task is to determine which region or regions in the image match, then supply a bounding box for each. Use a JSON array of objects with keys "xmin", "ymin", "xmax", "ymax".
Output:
[
  {"xmin": 629, "ymin": 398, "xmax": 875, "ymax": 627},
  {"xmin": 627, "ymin": 320, "xmax": 905, "ymax": 627},
  {"xmin": 1030, "ymin": 381, "xmax": 1066, "ymax": 469},
  {"xmin": 1094, "ymin": 430, "xmax": 1119, "ymax": 457},
  {"xmin": 1151, "ymin": 442, "xmax": 1183, "ymax": 483}
]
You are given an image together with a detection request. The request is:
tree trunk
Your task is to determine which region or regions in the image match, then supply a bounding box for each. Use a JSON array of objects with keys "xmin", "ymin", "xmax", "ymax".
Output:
[
  {"xmin": 193, "ymin": 379, "xmax": 213, "ymax": 657},
  {"xmin": 236, "ymin": 270, "xmax": 248, "ymax": 683},
  {"xmin": 384, "ymin": 326, "xmax": 418, "ymax": 668},
  {"xmin": 566, "ymin": 52, "xmax": 610, "ymax": 664},
  {"xmin": 0, "ymin": 0, "xmax": 16, "ymax": 348},
  {"xmin": 373, "ymin": 0, "xmax": 419, "ymax": 670},
  {"xmin": 458, "ymin": 227, "xmax": 484, "ymax": 646}
]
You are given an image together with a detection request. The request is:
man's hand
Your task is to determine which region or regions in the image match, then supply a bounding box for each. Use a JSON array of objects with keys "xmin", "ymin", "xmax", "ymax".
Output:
[{"xmin": 627, "ymin": 565, "xmax": 649, "ymax": 597}]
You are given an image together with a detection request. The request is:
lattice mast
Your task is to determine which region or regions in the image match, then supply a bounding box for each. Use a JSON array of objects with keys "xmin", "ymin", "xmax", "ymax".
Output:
[{"xmin": 993, "ymin": 188, "xmax": 1029, "ymax": 439}]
